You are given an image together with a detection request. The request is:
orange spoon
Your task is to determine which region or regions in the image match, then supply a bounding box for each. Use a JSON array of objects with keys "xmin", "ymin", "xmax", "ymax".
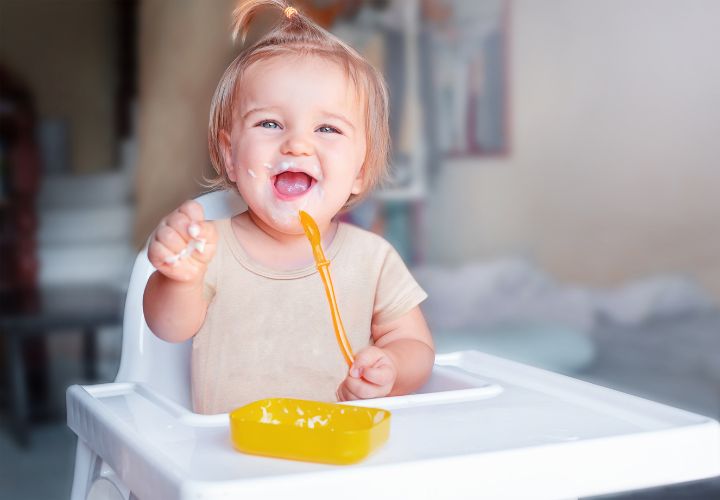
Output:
[{"xmin": 299, "ymin": 211, "xmax": 354, "ymax": 367}]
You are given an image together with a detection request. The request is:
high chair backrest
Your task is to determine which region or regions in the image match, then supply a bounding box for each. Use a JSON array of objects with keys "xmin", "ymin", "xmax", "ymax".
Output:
[{"xmin": 115, "ymin": 190, "xmax": 247, "ymax": 409}]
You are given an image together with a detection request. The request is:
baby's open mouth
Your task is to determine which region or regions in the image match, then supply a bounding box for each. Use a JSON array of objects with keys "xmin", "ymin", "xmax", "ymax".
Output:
[{"xmin": 272, "ymin": 171, "xmax": 316, "ymax": 199}]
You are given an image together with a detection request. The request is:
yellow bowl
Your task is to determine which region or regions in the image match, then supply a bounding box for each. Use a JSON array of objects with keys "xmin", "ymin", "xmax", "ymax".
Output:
[{"xmin": 229, "ymin": 398, "xmax": 391, "ymax": 465}]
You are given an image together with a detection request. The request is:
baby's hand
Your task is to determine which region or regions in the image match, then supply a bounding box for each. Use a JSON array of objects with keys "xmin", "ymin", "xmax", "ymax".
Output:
[
  {"xmin": 336, "ymin": 346, "xmax": 397, "ymax": 401},
  {"xmin": 147, "ymin": 200, "xmax": 217, "ymax": 283}
]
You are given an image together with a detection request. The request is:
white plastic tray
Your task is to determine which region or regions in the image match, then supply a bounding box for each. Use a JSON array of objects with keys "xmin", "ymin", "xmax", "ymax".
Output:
[{"xmin": 67, "ymin": 351, "xmax": 720, "ymax": 499}]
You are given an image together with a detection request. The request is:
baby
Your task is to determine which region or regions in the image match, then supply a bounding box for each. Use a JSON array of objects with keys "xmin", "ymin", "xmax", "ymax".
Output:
[{"xmin": 143, "ymin": 0, "xmax": 434, "ymax": 414}]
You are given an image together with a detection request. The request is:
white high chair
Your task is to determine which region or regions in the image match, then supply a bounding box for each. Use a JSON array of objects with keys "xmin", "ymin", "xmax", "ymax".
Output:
[
  {"xmin": 68, "ymin": 190, "xmax": 720, "ymax": 500},
  {"xmin": 69, "ymin": 190, "xmax": 247, "ymax": 499}
]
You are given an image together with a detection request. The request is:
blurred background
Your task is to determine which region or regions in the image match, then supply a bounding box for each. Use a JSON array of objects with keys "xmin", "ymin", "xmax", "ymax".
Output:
[{"xmin": 1, "ymin": 0, "xmax": 719, "ymax": 498}]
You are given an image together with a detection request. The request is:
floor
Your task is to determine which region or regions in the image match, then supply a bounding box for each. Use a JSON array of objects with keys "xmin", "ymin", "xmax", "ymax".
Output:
[
  {"xmin": 0, "ymin": 327, "xmax": 121, "ymax": 500},
  {"xmin": 0, "ymin": 418, "xmax": 78, "ymax": 499},
  {"xmin": 1, "ymin": 316, "xmax": 719, "ymax": 500}
]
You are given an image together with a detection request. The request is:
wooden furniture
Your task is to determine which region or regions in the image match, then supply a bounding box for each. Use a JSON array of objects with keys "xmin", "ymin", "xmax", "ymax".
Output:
[{"xmin": 0, "ymin": 286, "xmax": 123, "ymax": 447}]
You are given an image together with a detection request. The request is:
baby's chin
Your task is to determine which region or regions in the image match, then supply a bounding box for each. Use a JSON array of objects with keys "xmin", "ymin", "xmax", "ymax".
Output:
[
  {"xmin": 270, "ymin": 218, "xmax": 305, "ymax": 235},
  {"xmin": 251, "ymin": 207, "xmax": 306, "ymax": 235},
  {"xmin": 252, "ymin": 211, "xmax": 297, "ymax": 232},
  {"xmin": 247, "ymin": 192, "xmax": 340, "ymax": 236}
]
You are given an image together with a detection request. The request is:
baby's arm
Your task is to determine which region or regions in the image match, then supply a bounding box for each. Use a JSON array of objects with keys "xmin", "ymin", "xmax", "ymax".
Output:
[
  {"xmin": 336, "ymin": 306, "xmax": 434, "ymax": 400},
  {"xmin": 143, "ymin": 201, "xmax": 217, "ymax": 343}
]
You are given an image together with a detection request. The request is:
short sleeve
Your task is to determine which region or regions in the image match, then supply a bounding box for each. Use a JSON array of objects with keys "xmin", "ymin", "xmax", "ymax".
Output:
[{"xmin": 372, "ymin": 243, "xmax": 428, "ymax": 325}]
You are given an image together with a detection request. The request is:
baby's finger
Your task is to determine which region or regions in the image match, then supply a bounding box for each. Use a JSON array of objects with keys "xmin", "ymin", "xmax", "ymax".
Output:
[
  {"xmin": 336, "ymin": 382, "xmax": 362, "ymax": 402},
  {"xmin": 178, "ymin": 200, "xmax": 205, "ymax": 224},
  {"xmin": 154, "ymin": 224, "xmax": 187, "ymax": 254},
  {"xmin": 349, "ymin": 347, "xmax": 384, "ymax": 378},
  {"xmin": 343, "ymin": 375, "xmax": 384, "ymax": 400},
  {"xmin": 187, "ymin": 221, "xmax": 217, "ymax": 264},
  {"xmin": 165, "ymin": 211, "xmax": 194, "ymax": 242},
  {"xmin": 361, "ymin": 364, "xmax": 395, "ymax": 387},
  {"xmin": 185, "ymin": 219, "xmax": 216, "ymax": 243},
  {"xmin": 148, "ymin": 238, "xmax": 180, "ymax": 269}
]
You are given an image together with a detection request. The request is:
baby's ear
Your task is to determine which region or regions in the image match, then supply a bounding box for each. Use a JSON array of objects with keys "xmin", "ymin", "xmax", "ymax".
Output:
[
  {"xmin": 350, "ymin": 168, "xmax": 364, "ymax": 195},
  {"xmin": 219, "ymin": 130, "xmax": 236, "ymax": 182}
]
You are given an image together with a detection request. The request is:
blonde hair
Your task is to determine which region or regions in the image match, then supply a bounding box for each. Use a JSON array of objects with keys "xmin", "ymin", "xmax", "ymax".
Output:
[{"xmin": 207, "ymin": 0, "xmax": 390, "ymax": 208}]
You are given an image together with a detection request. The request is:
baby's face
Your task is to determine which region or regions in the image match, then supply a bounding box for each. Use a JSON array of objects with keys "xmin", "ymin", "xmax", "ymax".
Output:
[{"xmin": 222, "ymin": 54, "xmax": 367, "ymax": 234}]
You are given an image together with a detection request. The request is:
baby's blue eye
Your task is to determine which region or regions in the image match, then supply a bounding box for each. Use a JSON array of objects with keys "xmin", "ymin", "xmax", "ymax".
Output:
[
  {"xmin": 259, "ymin": 120, "xmax": 280, "ymax": 129},
  {"xmin": 317, "ymin": 125, "xmax": 341, "ymax": 134}
]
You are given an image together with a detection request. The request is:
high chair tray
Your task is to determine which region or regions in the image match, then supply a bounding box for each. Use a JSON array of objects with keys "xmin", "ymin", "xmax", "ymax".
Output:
[{"xmin": 67, "ymin": 351, "xmax": 720, "ymax": 500}]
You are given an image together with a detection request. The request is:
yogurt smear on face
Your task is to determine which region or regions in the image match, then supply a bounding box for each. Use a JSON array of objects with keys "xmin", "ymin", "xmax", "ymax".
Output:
[{"xmin": 251, "ymin": 159, "xmax": 325, "ymax": 229}]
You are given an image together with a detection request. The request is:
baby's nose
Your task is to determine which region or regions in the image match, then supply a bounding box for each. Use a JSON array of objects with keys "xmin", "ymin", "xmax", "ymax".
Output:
[{"xmin": 280, "ymin": 134, "xmax": 314, "ymax": 156}]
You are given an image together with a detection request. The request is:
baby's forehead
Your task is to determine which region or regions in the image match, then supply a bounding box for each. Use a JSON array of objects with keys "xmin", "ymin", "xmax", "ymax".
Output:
[
  {"xmin": 237, "ymin": 54, "xmax": 366, "ymax": 112},
  {"xmin": 242, "ymin": 54, "xmax": 360, "ymax": 93}
]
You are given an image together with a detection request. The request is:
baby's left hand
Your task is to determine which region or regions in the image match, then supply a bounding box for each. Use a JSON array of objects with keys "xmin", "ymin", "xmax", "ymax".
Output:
[{"xmin": 336, "ymin": 346, "xmax": 397, "ymax": 401}]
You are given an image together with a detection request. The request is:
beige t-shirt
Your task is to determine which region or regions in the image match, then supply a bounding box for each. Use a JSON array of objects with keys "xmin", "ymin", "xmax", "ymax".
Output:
[{"xmin": 191, "ymin": 217, "xmax": 428, "ymax": 414}]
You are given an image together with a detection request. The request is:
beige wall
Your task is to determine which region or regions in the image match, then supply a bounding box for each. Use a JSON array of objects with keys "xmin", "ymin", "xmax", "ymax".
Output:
[
  {"xmin": 133, "ymin": 0, "xmax": 237, "ymax": 245},
  {"xmin": 0, "ymin": 0, "xmax": 117, "ymax": 172},
  {"xmin": 425, "ymin": 0, "xmax": 720, "ymax": 299}
]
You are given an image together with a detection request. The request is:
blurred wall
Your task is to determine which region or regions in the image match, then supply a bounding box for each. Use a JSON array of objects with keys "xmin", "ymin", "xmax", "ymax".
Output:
[
  {"xmin": 133, "ymin": 0, "xmax": 237, "ymax": 245},
  {"xmin": 426, "ymin": 0, "xmax": 720, "ymax": 299},
  {"xmin": 0, "ymin": 0, "xmax": 118, "ymax": 172}
]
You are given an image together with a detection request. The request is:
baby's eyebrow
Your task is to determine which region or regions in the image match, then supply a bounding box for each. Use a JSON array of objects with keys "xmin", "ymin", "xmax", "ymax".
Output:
[
  {"xmin": 322, "ymin": 112, "xmax": 355, "ymax": 131},
  {"xmin": 241, "ymin": 106, "xmax": 280, "ymax": 121}
]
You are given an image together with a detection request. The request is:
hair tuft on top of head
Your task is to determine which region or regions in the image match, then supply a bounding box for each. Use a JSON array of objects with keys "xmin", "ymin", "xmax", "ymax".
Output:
[{"xmin": 231, "ymin": 0, "xmax": 305, "ymax": 44}]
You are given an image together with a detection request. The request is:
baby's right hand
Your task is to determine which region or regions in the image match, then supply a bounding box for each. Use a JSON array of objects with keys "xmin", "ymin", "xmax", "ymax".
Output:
[{"xmin": 147, "ymin": 200, "xmax": 217, "ymax": 284}]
